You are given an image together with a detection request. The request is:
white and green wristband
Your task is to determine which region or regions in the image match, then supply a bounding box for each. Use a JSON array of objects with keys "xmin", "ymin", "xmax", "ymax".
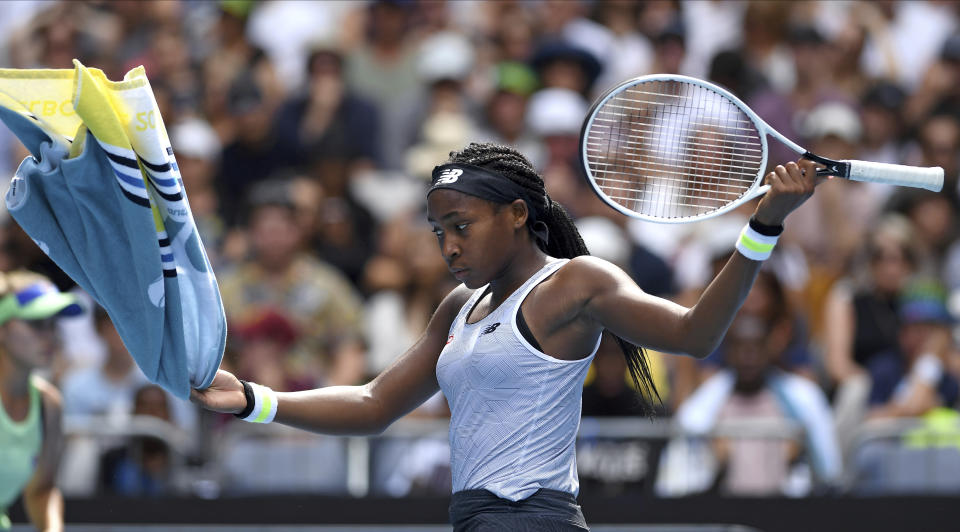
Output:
[
  {"xmin": 735, "ymin": 217, "xmax": 783, "ymax": 261},
  {"xmin": 235, "ymin": 380, "xmax": 278, "ymax": 424}
]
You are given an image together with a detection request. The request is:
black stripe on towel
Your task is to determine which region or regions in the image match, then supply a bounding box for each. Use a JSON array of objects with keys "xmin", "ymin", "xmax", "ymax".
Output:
[
  {"xmin": 120, "ymin": 187, "xmax": 151, "ymax": 208},
  {"xmin": 148, "ymin": 183, "xmax": 183, "ymax": 202},
  {"xmin": 138, "ymin": 155, "xmax": 171, "ymax": 173},
  {"xmin": 104, "ymin": 149, "xmax": 139, "ymax": 169}
]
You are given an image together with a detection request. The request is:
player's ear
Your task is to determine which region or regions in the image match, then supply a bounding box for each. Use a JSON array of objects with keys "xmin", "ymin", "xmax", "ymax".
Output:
[{"xmin": 509, "ymin": 199, "xmax": 528, "ymax": 228}]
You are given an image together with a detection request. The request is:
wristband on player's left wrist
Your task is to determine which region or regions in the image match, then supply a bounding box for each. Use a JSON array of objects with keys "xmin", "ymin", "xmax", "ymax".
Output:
[
  {"xmin": 736, "ymin": 217, "xmax": 782, "ymax": 261},
  {"xmin": 749, "ymin": 215, "xmax": 784, "ymax": 236}
]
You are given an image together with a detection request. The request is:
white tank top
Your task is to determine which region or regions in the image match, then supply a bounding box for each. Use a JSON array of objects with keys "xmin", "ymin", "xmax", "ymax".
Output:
[{"xmin": 436, "ymin": 259, "xmax": 600, "ymax": 501}]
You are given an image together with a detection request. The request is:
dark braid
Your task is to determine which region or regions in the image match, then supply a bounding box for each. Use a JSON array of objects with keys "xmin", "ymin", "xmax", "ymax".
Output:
[{"xmin": 448, "ymin": 142, "xmax": 662, "ymax": 415}]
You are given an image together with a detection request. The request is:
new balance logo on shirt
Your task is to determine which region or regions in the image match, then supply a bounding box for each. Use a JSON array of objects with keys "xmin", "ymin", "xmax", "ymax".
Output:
[{"xmin": 481, "ymin": 323, "xmax": 500, "ymax": 335}]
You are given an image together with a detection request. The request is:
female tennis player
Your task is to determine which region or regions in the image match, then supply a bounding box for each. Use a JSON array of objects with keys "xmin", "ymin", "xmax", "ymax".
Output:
[
  {"xmin": 0, "ymin": 271, "xmax": 79, "ymax": 532},
  {"xmin": 193, "ymin": 143, "xmax": 821, "ymax": 530}
]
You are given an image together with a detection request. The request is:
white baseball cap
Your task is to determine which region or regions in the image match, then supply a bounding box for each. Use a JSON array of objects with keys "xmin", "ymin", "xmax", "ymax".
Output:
[
  {"xmin": 171, "ymin": 118, "xmax": 222, "ymax": 161},
  {"xmin": 526, "ymin": 88, "xmax": 588, "ymax": 137}
]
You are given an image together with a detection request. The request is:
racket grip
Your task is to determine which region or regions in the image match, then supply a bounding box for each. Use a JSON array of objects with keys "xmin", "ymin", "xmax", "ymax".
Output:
[{"xmin": 843, "ymin": 160, "xmax": 944, "ymax": 192}]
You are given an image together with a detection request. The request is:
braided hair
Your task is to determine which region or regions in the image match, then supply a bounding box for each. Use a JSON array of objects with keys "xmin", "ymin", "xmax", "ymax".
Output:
[{"xmin": 448, "ymin": 142, "xmax": 661, "ymax": 414}]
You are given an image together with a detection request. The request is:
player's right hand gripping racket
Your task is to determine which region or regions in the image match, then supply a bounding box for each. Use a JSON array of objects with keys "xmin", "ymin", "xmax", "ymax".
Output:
[{"xmin": 580, "ymin": 74, "xmax": 944, "ymax": 223}]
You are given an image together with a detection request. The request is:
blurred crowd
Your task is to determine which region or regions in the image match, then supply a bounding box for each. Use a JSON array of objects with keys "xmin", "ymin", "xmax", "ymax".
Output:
[{"xmin": 1, "ymin": 0, "xmax": 960, "ymax": 499}]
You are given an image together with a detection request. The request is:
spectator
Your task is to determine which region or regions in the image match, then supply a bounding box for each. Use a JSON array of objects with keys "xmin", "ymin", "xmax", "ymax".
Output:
[
  {"xmin": 215, "ymin": 72, "xmax": 293, "ymax": 227},
  {"xmin": 708, "ymin": 48, "xmax": 767, "ymax": 105},
  {"xmin": 786, "ymin": 101, "xmax": 872, "ymax": 273},
  {"xmin": 589, "ymin": 1, "xmax": 654, "ymax": 93},
  {"xmin": 201, "ymin": 2, "xmax": 283, "ymax": 140},
  {"xmin": 362, "ymin": 216, "xmax": 454, "ymax": 500},
  {"xmin": 293, "ymin": 175, "xmax": 376, "ymax": 288},
  {"xmin": 134, "ymin": 25, "xmax": 201, "ymax": 124},
  {"xmin": 61, "ymin": 306, "xmax": 149, "ymax": 421},
  {"xmin": 345, "ymin": 0, "xmax": 421, "ymax": 170},
  {"xmin": 476, "ymin": 63, "xmax": 544, "ymax": 168},
  {"xmin": 228, "ymin": 309, "xmax": 312, "ymax": 393},
  {"xmin": 404, "ymin": 31, "xmax": 482, "ymax": 179},
  {"xmin": 217, "ymin": 180, "xmax": 366, "ymax": 388},
  {"xmin": 98, "ymin": 385, "xmax": 175, "ymax": 497},
  {"xmin": 678, "ymin": 0, "xmax": 745, "ymax": 79},
  {"xmin": 674, "ymin": 313, "xmax": 841, "ymax": 496},
  {"xmin": 857, "ymin": 1, "xmax": 958, "ymax": 91},
  {"xmin": 908, "ymin": 111, "xmax": 960, "ymax": 206},
  {"xmin": 906, "ymin": 33, "xmax": 960, "ymax": 126},
  {"xmin": 1, "ymin": 223, "xmax": 73, "ymax": 293},
  {"xmin": 582, "ymin": 339, "xmax": 654, "ymax": 418},
  {"xmin": 362, "ymin": 213, "xmax": 456, "ymax": 376},
  {"xmin": 488, "ymin": 3, "xmax": 537, "ymax": 64},
  {"xmin": 275, "ymin": 45, "xmax": 382, "ymax": 171},
  {"xmin": 824, "ymin": 6, "xmax": 870, "ymax": 100},
  {"xmin": 823, "ymin": 214, "xmax": 918, "ymax": 385},
  {"xmin": 530, "ymin": 40, "xmax": 602, "ymax": 97},
  {"xmin": 650, "ymin": 18, "xmax": 686, "ymax": 76},
  {"xmin": 748, "ymin": 23, "xmax": 852, "ymax": 171},
  {"xmin": 60, "ymin": 306, "xmax": 196, "ymax": 432},
  {"xmin": 859, "ymin": 81, "xmax": 908, "ymax": 167},
  {"xmin": 701, "ymin": 270, "xmax": 814, "ymax": 382},
  {"xmin": 0, "ymin": 270, "xmax": 76, "ymax": 531},
  {"xmin": 888, "ymin": 188, "xmax": 958, "ymax": 280},
  {"xmin": 170, "ymin": 118, "xmax": 228, "ymax": 265},
  {"xmin": 850, "ymin": 280, "xmax": 959, "ymax": 493},
  {"xmin": 525, "ymin": 88, "xmax": 595, "ymax": 216},
  {"xmin": 866, "ymin": 280, "xmax": 959, "ymax": 420},
  {"xmin": 407, "ymin": 30, "xmax": 480, "ymax": 147},
  {"xmin": 245, "ymin": 1, "xmax": 354, "ymax": 92},
  {"xmin": 672, "ymin": 245, "xmax": 811, "ymax": 407},
  {"xmin": 742, "ymin": 2, "xmax": 797, "ymax": 93},
  {"xmin": 15, "ymin": 2, "xmax": 87, "ymax": 70}
]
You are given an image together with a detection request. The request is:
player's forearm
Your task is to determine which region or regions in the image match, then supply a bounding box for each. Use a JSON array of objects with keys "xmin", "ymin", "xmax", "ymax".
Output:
[
  {"xmin": 274, "ymin": 384, "xmax": 387, "ymax": 436},
  {"xmin": 682, "ymin": 251, "xmax": 763, "ymax": 358},
  {"xmin": 24, "ymin": 486, "xmax": 63, "ymax": 532}
]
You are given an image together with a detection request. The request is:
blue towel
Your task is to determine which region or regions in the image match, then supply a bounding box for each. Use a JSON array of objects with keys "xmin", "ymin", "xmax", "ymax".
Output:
[{"xmin": 0, "ymin": 61, "xmax": 225, "ymax": 399}]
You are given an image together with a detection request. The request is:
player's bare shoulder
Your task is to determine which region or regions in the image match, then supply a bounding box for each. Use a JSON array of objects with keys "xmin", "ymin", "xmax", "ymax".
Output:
[
  {"xmin": 527, "ymin": 256, "xmax": 633, "ymax": 321},
  {"xmin": 442, "ymin": 283, "xmax": 474, "ymax": 312},
  {"xmin": 426, "ymin": 283, "xmax": 474, "ymax": 335},
  {"xmin": 556, "ymin": 256, "xmax": 633, "ymax": 294}
]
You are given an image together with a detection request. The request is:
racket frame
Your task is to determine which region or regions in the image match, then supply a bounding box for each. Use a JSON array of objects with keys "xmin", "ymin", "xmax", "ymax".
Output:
[{"xmin": 579, "ymin": 74, "xmax": 850, "ymax": 223}]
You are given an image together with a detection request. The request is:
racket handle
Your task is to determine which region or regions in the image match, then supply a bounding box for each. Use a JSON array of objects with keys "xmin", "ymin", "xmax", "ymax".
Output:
[{"xmin": 843, "ymin": 160, "xmax": 944, "ymax": 192}]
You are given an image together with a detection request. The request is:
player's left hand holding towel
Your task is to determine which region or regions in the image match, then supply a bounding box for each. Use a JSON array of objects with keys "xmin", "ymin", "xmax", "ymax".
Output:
[{"xmin": 0, "ymin": 60, "xmax": 225, "ymax": 399}]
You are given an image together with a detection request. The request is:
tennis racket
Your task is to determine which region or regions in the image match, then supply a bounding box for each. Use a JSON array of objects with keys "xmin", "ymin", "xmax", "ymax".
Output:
[{"xmin": 579, "ymin": 74, "xmax": 944, "ymax": 223}]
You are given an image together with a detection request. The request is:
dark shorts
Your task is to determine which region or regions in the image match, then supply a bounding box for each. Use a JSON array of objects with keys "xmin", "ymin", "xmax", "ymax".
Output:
[{"xmin": 449, "ymin": 488, "xmax": 590, "ymax": 531}]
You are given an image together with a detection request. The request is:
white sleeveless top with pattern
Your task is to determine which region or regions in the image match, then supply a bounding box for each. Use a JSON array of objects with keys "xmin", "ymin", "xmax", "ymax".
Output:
[{"xmin": 436, "ymin": 259, "xmax": 601, "ymax": 501}]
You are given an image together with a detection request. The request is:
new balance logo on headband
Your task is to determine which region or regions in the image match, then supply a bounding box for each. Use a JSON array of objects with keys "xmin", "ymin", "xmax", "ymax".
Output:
[{"xmin": 435, "ymin": 168, "xmax": 463, "ymax": 185}]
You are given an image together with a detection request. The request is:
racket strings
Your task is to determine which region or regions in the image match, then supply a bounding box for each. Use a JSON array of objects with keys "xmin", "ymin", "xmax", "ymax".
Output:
[
  {"xmin": 591, "ymin": 104, "xmax": 761, "ymax": 136},
  {"xmin": 585, "ymin": 79, "xmax": 764, "ymax": 220},
  {"xmin": 586, "ymin": 145, "xmax": 762, "ymax": 174},
  {"xmin": 593, "ymin": 172, "xmax": 754, "ymax": 194},
  {"xmin": 586, "ymin": 120, "xmax": 763, "ymax": 153}
]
